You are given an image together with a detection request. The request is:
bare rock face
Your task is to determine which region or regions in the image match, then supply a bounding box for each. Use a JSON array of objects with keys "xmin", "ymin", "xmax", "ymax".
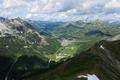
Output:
[
  {"xmin": 0, "ymin": 18, "xmax": 45, "ymax": 45},
  {"xmin": 27, "ymin": 40, "xmax": 120, "ymax": 80}
]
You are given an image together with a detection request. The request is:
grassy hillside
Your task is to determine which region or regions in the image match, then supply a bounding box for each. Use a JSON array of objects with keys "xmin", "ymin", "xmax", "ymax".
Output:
[{"xmin": 1, "ymin": 19, "xmax": 120, "ymax": 80}]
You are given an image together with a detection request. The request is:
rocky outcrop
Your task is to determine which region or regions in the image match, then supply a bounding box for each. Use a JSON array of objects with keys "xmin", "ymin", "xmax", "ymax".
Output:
[{"xmin": 27, "ymin": 40, "xmax": 120, "ymax": 80}]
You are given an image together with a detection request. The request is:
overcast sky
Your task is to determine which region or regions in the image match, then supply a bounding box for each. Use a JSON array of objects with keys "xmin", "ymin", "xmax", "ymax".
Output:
[{"xmin": 0, "ymin": 0, "xmax": 120, "ymax": 21}]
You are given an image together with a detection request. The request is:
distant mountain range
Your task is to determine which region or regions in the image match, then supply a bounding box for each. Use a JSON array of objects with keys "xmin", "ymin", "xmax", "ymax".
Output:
[
  {"xmin": 1, "ymin": 16, "xmax": 120, "ymax": 27},
  {"xmin": 27, "ymin": 20, "xmax": 64, "ymax": 30}
]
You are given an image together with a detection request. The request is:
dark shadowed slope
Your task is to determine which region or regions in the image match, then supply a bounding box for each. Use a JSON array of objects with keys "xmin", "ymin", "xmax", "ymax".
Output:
[{"xmin": 26, "ymin": 40, "xmax": 120, "ymax": 80}]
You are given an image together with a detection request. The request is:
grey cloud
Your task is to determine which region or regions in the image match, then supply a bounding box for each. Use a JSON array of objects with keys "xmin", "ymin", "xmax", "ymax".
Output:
[{"xmin": 0, "ymin": 0, "xmax": 120, "ymax": 21}]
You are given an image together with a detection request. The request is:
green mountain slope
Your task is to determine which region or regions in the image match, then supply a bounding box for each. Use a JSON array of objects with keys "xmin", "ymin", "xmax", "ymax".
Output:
[
  {"xmin": 27, "ymin": 39, "xmax": 120, "ymax": 80},
  {"xmin": 0, "ymin": 18, "xmax": 120, "ymax": 80},
  {"xmin": 46, "ymin": 21, "xmax": 120, "ymax": 61}
]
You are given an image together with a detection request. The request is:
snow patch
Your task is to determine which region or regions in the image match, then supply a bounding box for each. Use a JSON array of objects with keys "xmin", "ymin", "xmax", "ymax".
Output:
[
  {"xmin": 77, "ymin": 74, "xmax": 99, "ymax": 80},
  {"xmin": 100, "ymin": 45, "xmax": 105, "ymax": 49}
]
